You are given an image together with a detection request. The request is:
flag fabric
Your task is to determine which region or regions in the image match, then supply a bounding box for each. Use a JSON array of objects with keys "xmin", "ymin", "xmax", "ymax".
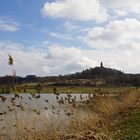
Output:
[{"xmin": 8, "ymin": 54, "xmax": 13, "ymax": 65}]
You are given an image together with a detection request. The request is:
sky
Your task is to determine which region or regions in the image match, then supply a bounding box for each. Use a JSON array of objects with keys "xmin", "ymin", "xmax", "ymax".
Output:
[{"xmin": 0, "ymin": 0, "xmax": 140, "ymax": 76}]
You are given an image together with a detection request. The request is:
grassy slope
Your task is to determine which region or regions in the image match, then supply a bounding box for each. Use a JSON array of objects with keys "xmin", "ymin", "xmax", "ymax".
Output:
[{"xmin": 113, "ymin": 107, "xmax": 140, "ymax": 140}]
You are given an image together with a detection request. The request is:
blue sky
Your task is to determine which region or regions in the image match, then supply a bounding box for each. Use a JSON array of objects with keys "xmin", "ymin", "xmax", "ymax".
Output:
[
  {"xmin": 0, "ymin": 0, "xmax": 92, "ymax": 48},
  {"xmin": 0, "ymin": 0, "xmax": 140, "ymax": 76},
  {"xmin": 0, "ymin": 0, "xmax": 58, "ymax": 43}
]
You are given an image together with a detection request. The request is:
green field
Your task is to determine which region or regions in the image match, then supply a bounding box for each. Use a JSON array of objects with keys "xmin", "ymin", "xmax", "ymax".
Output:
[
  {"xmin": 118, "ymin": 108, "xmax": 140, "ymax": 140},
  {"xmin": 112, "ymin": 106, "xmax": 140, "ymax": 140},
  {"xmin": 40, "ymin": 86, "xmax": 135, "ymax": 94},
  {"xmin": 0, "ymin": 83, "xmax": 136, "ymax": 94}
]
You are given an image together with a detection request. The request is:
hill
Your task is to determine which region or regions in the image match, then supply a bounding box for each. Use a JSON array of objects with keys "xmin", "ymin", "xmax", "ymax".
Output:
[
  {"xmin": 0, "ymin": 63, "xmax": 140, "ymax": 86},
  {"xmin": 52, "ymin": 65, "xmax": 139, "ymax": 86}
]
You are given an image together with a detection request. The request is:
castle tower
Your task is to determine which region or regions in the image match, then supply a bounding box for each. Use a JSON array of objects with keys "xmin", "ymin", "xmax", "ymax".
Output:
[{"xmin": 101, "ymin": 62, "xmax": 103, "ymax": 68}]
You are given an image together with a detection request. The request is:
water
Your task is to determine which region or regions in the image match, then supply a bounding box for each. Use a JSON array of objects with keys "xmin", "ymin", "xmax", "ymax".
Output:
[
  {"xmin": 0, "ymin": 93, "xmax": 92, "ymax": 138},
  {"xmin": 0, "ymin": 93, "xmax": 119, "ymax": 139}
]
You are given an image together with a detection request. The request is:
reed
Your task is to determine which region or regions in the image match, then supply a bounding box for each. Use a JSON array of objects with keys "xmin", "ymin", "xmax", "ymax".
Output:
[
  {"xmin": 8, "ymin": 54, "xmax": 17, "ymax": 91},
  {"xmin": 8, "ymin": 89, "xmax": 139, "ymax": 140}
]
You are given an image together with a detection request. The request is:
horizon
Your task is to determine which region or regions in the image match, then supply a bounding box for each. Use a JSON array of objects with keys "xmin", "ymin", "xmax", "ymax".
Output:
[
  {"xmin": 0, "ymin": 0, "xmax": 140, "ymax": 76},
  {"xmin": 1, "ymin": 63, "xmax": 140, "ymax": 77}
]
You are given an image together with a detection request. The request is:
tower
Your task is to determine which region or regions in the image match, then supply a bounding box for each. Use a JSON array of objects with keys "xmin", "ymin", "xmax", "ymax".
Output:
[{"xmin": 101, "ymin": 62, "xmax": 103, "ymax": 68}]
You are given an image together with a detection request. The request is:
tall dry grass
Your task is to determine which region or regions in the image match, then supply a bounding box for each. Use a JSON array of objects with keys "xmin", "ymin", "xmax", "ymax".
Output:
[{"xmin": 10, "ymin": 89, "xmax": 140, "ymax": 140}]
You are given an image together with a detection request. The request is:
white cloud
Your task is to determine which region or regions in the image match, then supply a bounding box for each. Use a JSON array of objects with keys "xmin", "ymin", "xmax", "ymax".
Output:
[
  {"xmin": 0, "ymin": 41, "xmax": 47, "ymax": 76},
  {"xmin": 64, "ymin": 21, "xmax": 81, "ymax": 31},
  {"xmin": 84, "ymin": 18, "xmax": 140, "ymax": 49},
  {"xmin": 0, "ymin": 21, "xmax": 19, "ymax": 32},
  {"xmin": 44, "ymin": 45, "xmax": 97, "ymax": 75},
  {"xmin": 100, "ymin": 0, "xmax": 140, "ymax": 16},
  {"xmin": 0, "ymin": 40, "xmax": 139, "ymax": 76},
  {"xmin": 44, "ymin": 45, "xmax": 140, "ymax": 74},
  {"xmin": 0, "ymin": 41, "xmax": 97, "ymax": 76},
  {"xmin": 42, "ymin": 0, "xmax": 140, "ymax": 22},
  {"xmin": 49, "ymin": 32, "xmax": 73, "ymax": 40},
  {"xmin": 42, "ymin": 0, "xmax": 108, "ymax": 22}
]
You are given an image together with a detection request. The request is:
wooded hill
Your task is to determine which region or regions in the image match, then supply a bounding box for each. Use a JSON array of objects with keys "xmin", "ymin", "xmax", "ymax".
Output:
[{"xmin": 0, "ymin": 65, "xmax": 140, "ymax": 86}]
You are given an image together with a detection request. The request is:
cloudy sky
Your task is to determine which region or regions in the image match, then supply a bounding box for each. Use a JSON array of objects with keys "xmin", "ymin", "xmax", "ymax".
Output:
[{"xmin": 0, "ymin": 0, "xmax": 140, "ymax": 76}]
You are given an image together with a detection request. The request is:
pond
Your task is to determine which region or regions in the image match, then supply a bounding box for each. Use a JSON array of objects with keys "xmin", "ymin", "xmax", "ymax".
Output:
[
  {"xmin": 0, "ymin": 93, "xmax": 119, "ymax": 139},
  {"xmin": 0, "ymin": 93, "xmax": 96, "ymax": 139}
]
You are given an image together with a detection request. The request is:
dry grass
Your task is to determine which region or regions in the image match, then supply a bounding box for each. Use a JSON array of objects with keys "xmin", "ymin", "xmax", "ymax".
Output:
[
  {"xmin": 1, "ymin": 89, "xmax": 140, "ymax": 140},
  {"xmin": 63, "ymin": 89, "xmax": 139, "ymax": 140}
]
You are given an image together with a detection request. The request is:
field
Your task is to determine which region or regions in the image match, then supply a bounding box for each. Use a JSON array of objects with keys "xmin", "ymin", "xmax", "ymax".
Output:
[{"xmin": 0, "ymin": 82, "xmax": 136, "ymax": 94}]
